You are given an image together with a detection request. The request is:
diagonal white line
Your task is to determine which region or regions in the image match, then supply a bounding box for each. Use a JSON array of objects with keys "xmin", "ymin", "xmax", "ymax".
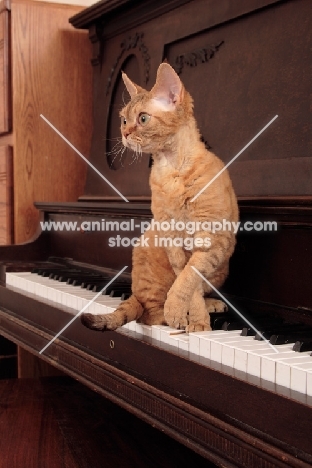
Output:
[
  {"xmin": 191, "ymin": 115, "xmax": 278, "ymax": 202},
  {"xmin": 39, "ymin": 266, "xmax": 128, "ymax": 354},
  {"xmin": 40, "ymin": 114, "xmax": 129, "ymax": 203},
  {"xmin": 191, "ymin": 266, "xmax": 279, "ymax": 353}
]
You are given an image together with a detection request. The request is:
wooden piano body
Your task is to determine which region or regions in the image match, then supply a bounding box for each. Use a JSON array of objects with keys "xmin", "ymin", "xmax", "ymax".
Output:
[{"xmin": 0, "ymin": 0, "xmax": 312, "ymax": 466}]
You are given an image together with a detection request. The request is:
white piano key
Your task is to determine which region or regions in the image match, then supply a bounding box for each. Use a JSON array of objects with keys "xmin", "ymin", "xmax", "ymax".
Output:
[
  {"xmin": 6, "ymin": 272, "xmax": 123, "ymax": 314},
  {"xmin": 218, "ymin": 335, "xmax": 259, "ymax": 365},
  {"xmin": 175, "ymin": 334, "xmax": 189, "ymax": 351},
  {"xmin": 276, "ymin": 357, "xmax": 311, "ymax": 393},
  {"xmin": 290, "ymin": 360, "xmax": 312, "ymax": 393},
  {"xmin": 134, "ymin": 324, "xmax": 153, "ymax": 337},
  {"xmin": 261, "ymin": 350, "xmax": 312, "ymax": 385},
  {"xmin": 151, "ymin": 325, "xmax": 165, "ymax": 341},
  {"xmin": 189, "ymin": 332, "xmax": 202, "ymax": 354},
  {"xmin": 235, "ymin": 347, "xmax": 250, "ymax": 373},
  {"xmin": 307, "ymin": 370, "xmax": 312, "ymax": 397},
  {"xmin": 234, "ymin": 341, "xmax": 275, "ymax": 374},
  {"xmin": 190, "ymin": 330, "xmax": 228, "ymax": 358},
  {"xmin": 160, "ymin": 328, "xmax": 182, "ymax": 349},
  {"xmin": 222, "ymin": 340, "xmax": 268, "ymax": 368},
  {"xmin": 245, "ymin": 345, "xmax": 279, "ymax": 377},
  {"xmin": 142, "ymin": 325, "xmax": 153, "ymax": 338},
  {"xmin": 128, "ymin": 321, "xmax": 137, "ymax": 332}
]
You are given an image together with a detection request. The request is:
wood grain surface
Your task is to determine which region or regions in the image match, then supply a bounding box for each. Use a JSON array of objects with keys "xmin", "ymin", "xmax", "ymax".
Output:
[
  {"xmin": 0, "ymin": 9, "xmax": 10, "ymax": 134},
  {"xmin": 0, "ymin": 145, "xmax": 12, "ymax": 244},
  {"xmin": 0, "ymin": 377, "xmax": 216, "ymax": 468},
  {"xmin": 11, "ymin": 0, "xmax": 93, "ymax": 243}
]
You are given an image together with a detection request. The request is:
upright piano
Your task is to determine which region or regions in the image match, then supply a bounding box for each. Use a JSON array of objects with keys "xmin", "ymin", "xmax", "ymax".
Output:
[{"xmin": 0, "ymin": 0, "xmax": 312, "ymax": 466}]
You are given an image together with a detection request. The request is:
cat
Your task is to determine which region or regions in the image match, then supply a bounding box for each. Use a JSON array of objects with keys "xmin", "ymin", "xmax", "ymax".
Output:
[{"xmin": 81, "ymin": 63, "xmax": 239, "ymax": 332}]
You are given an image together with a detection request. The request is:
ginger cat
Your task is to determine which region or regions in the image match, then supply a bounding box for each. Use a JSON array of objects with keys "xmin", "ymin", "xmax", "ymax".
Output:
[{"xmin": 81, "ymin": 63, "xmax": 238, "ymax": 332}]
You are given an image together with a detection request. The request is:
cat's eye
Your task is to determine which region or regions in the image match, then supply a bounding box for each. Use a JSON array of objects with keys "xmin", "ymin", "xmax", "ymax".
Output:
[
  {"xmin": 138, "ymin": 113, "xmax": 151, "ymax": 126},
  {"xmin": 121, "ymin": 117, "xmax": 127, "ymax": 126}
]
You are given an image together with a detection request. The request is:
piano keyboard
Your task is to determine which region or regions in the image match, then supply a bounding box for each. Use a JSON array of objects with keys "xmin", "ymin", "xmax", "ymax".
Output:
[{"xmin": 6, "ymin": 271, "xmax": 312, "ymax": 397}]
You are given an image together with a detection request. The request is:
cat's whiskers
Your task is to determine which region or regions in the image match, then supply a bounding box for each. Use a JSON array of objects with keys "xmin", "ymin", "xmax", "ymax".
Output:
[
  {"xmin": 128, "ymin": 141, "xmax": 142, "ymax": 165},
  {"xmin": 106, "ymin": 139, "xmax": 123, "ymax": 154},
  {"xmin": 106, "ymin": 139, "xmax": 127, "ymax": 168},
  {"xmin": 112, "ymin": 145, "xmax": 126, "ymax": 166}
]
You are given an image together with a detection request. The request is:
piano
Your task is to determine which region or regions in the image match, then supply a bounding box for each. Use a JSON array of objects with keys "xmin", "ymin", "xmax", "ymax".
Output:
[{"xmin": 1, "ymin": 0, "xmax": 312, "ymax": 466}]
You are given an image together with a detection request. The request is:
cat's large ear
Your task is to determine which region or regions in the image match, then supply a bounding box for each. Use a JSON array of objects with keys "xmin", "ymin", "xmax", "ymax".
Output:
[
  {"xmin": 122, "ymin": 72, "xmax": 145, "ymax": 98},
  {"xmin": 150, "ymin": 63, "xmax": 183, "ymax": 110}
]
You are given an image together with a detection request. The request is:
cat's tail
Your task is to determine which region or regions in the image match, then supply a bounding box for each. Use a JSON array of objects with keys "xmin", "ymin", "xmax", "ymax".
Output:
[{"xmin": 81, "ymin": 294, "xmax": 143, "ymax": 331}]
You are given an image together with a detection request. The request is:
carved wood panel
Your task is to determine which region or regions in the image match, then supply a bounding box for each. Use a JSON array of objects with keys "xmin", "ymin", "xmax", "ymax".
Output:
[{"xmin": 164, "ymin": 0, "xmax": 311, "ymax": 196}]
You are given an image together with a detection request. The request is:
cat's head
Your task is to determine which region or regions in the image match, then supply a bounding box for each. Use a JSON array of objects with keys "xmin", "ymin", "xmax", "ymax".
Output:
[{"xmin": 120, "ymin": 63, "xmax": 193, "ymax": 154}]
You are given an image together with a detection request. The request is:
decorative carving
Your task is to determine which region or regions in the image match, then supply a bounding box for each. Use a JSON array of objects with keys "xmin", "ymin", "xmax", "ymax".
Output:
[
  {"xmin": 89, "ymin": 24, "xmax": 102, "ymax": 66},
  {"xmin": 106, "ymin": 32, "xmax": 150, "ymax": 95},
  {"xmin": 173, "ymin": 41, "xmax": 224, "ymax": 74}
]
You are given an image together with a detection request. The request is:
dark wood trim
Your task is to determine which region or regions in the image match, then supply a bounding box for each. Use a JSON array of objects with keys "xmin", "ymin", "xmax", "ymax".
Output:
[
  {"xmin": 69, "ymin": 0, "xmax": 192, "ymax": 31},
  {"xmin": 70, "ymin": 0, "xmax": 284, "ymax": 43},
  {"xmin": 34, "ymin": 201, "xmax": 153, "ymax": 217},
  {"xmin": 34, "ymin": 197, "xmax": 312, "ymax": 225}
]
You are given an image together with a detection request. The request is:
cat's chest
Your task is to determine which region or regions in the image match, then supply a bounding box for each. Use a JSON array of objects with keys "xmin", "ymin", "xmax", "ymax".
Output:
[
  {"xmin": 151, "ymin": 179, "xmax": 191, "ymax": 221},
  {"xmin": 150, "ymin": 161, "xmax": 196, "ymax": 220},
  {"xmin": 151, "ymin": 165, "xmax": 188, "ymax": 197}
]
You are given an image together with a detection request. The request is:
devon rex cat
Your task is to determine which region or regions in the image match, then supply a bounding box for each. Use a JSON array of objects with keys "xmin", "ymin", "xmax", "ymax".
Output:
[{"xmin": 82, "ymin": 63, "xmax": 238, "ymax": 332}]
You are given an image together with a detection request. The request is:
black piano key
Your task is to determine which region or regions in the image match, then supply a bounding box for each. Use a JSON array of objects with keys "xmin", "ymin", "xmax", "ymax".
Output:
[
  {"xmin": 48, "ymin": 269, "xmax": 81, "ymax": 280},
  {"xmin": 68, "ymin": 275, "xmax": 104, "ymax": 285},
  {"xmin": 109, "ymin": 288, "xmax": 131, "ymax": 297},
  {"xmin": 30, "ymin": 262, "xmax": 132, "ymax": 297},
  {"xmin": 107, "ymin": 286, "xmax": 131, "ymax": 296},
  {"xmin": 255, "ymin": 323, "xmax": 307, "ymax": 341},
  {"xmin": 293, "ymin": 340, "xmax": 312, "ymax": 352},
  {"xmin": 240, "ymin": 316, "xmax": 284, "ymax": 336},
  {"xmin": 270, "ymin": 329, "xmax": 312, "ymax": 346},
  {"xmin": 34, "ymin": 267, "xmax": 79, "ymax": 278},
  {"xmin": 210, "ymin": 313, "xmax": 236, "ymax": 330},
  {"xmin": 121, "ymin": 293, "xmax": 131, "ymax": 301},
  {"xmin": 86, "ymin": 281, "xmax": 119, "ymax": 292},
  {"xmin": 81, "ymin": 277, "xmax": 111, "ymax": 289},
  {"xmin": 222, "ymin": 321, "xmax": 245, "ymax": 331}
]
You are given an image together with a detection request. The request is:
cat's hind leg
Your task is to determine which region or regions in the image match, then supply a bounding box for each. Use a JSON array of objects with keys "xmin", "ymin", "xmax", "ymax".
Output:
[{"xmin": 204, "ymin": 297, "xmax": 227, "ymax": 313}]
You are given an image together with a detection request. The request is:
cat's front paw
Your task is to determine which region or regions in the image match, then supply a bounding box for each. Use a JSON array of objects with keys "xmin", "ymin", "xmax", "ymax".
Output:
[
  {"xmin": 186, "ymin": 323, "xmax": 211, "ymax": 332},
  {"xmin": 164, "ymin": 294, "xmax": 188, "ymax": 329},
  {"xmin": 81, "ymin": 313, "xmax": 118, "ymax": 331}
]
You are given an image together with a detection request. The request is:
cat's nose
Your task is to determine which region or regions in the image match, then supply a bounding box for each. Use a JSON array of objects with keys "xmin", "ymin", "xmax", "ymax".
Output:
[{"xmin": 123, "ymin": 125, "xmax": 136, "ymax": 139}]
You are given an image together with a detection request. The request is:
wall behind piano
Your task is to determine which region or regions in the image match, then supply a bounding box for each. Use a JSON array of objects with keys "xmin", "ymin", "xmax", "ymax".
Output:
[{"xmin": 0, "ymin": 0, "xmax": 93, "ymax": 245}]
